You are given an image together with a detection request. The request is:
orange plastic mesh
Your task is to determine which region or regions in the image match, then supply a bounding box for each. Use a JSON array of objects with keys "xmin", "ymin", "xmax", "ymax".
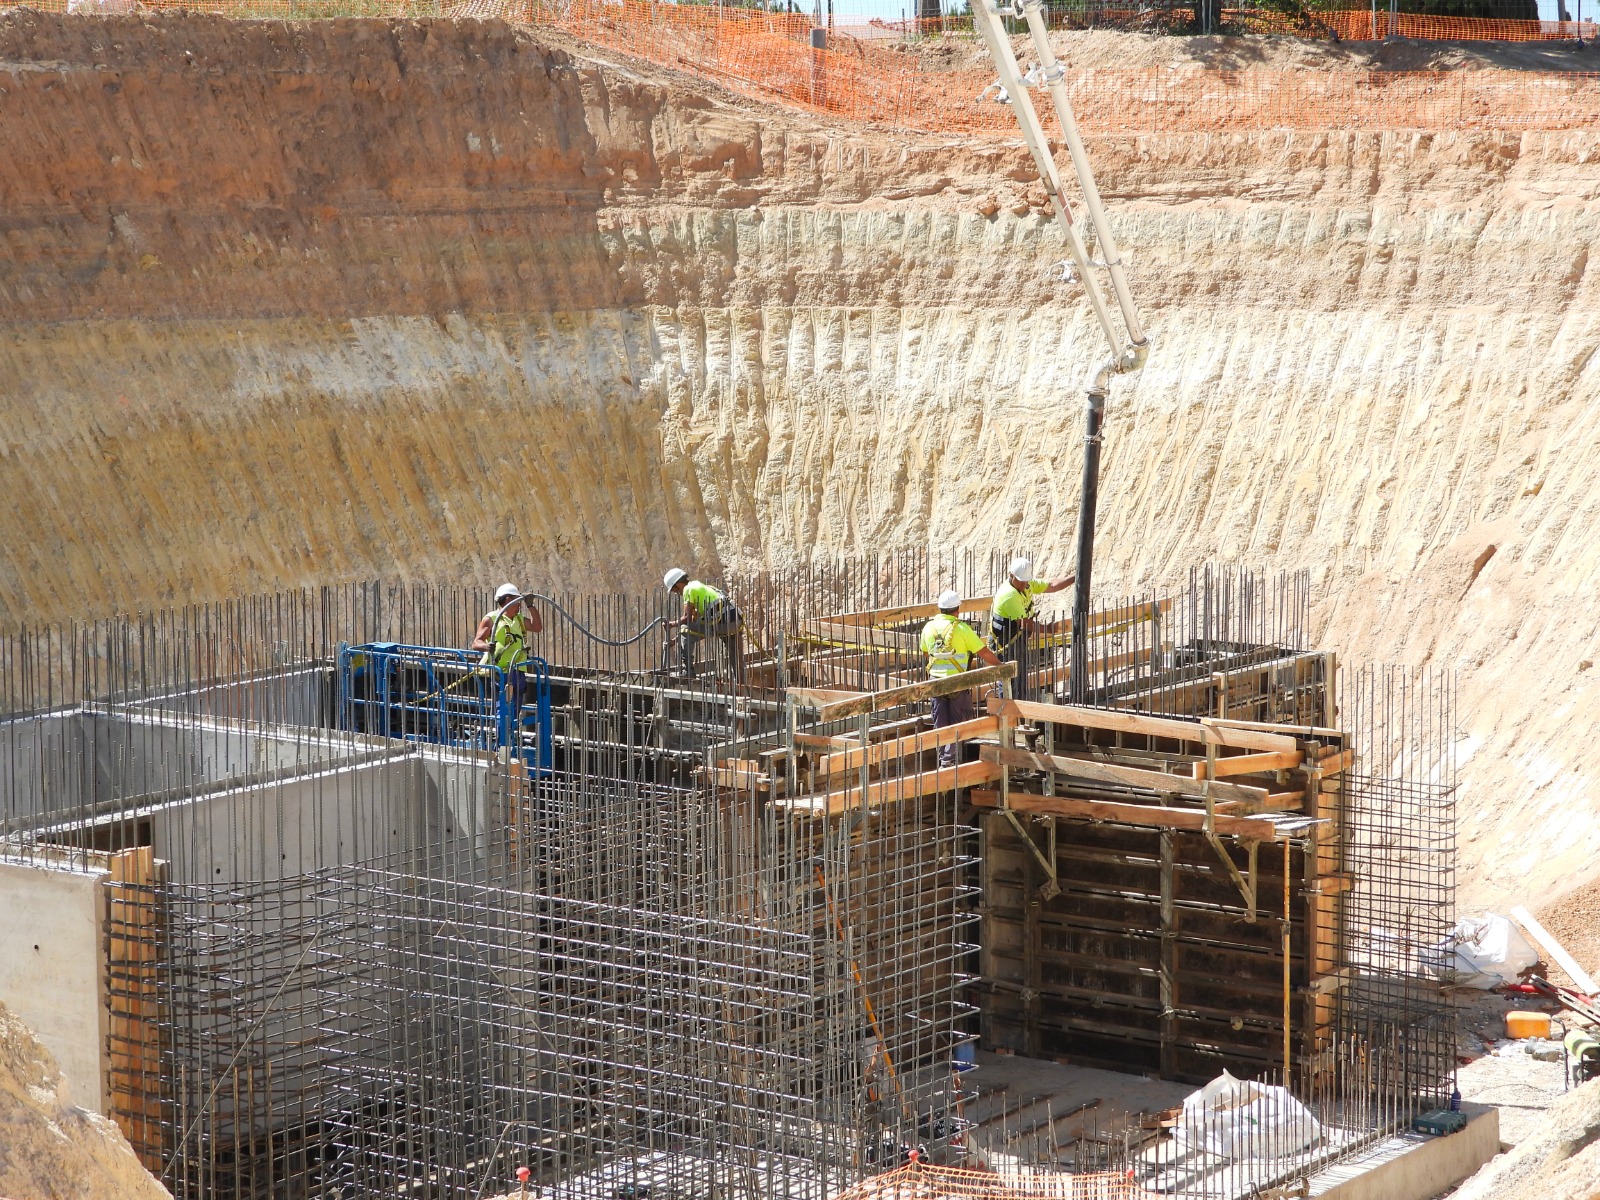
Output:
[
  {"xmin": 873, "ymin": 9, "xmax": 1598, "ymax": 42},
  {"xmin": 11, "ymin": 0, "xmax": 1600, "ymax": 133},
  {"xmin": 523, "ymin": 0, "xmax": 1600, "ymax": 135},
  {"xmin": 834, "ymin": 1159, "xmax": 1156, "ymax": 1200}
]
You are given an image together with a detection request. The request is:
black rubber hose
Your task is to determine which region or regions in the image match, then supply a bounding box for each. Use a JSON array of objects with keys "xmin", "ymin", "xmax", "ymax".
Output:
[{"xmin": 523, "ymin": 593, "xmax": 665, "ymax": 648}]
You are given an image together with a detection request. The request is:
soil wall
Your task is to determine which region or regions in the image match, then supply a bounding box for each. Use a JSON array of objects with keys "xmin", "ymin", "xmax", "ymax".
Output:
[{"xmin": 3, "ymin": 13, "xmax": 1598, "ymax": 904}]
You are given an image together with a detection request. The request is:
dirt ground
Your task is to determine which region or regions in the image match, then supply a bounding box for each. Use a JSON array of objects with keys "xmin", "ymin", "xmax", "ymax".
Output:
[{"xmin": 897, "ymin": 26, "xmax": 1600, "ymax": 73}]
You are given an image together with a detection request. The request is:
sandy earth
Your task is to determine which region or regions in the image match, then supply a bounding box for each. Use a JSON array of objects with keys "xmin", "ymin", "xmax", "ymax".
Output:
[
  {"xmin": 903, "ymin": 26, "xmax": 1600, "ymax": 73},
  {"xmin": 0, "ymin": 1001, "xmax": 171, "ymax": 1200},
  {"xmin": 2, "ymin": 16, "xmax": 1599, "ymax": 925}
]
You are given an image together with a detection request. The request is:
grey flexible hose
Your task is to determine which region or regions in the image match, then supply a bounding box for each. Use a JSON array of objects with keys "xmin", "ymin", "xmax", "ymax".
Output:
[{"xmin": 523, "ymin": 592, "xmax": 664, "ymax": 648}]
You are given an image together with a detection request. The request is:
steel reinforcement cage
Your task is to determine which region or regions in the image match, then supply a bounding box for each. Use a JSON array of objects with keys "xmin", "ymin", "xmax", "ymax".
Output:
[{"xmin": 0, "ymin": 553, "xmax": 1456, "ymax": 1200}]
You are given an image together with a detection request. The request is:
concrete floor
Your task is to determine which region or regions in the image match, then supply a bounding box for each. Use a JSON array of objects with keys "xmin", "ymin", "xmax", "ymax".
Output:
[{"xmin": 956, "ymin": 1051, "xmax": 1193, "ymax": 1169}]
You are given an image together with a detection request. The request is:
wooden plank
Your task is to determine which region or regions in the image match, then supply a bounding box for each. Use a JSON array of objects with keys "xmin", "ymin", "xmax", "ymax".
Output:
[
  {"xmin": 1207, "ymin": 714, "xmax": 1343, "ymax": 741},
  {"xmin": 105, "ymin": 847, "xmax": 162, "ymax": 1171},
  {"xmin": 1511, "ymin": 905, "xmax": 1599, "ymax": 995},
  {"xmin": 987, "ymin": 697, "xmax": 1300, "ymax": 753},
  {"xmin": 981, "ymin": 744, "xmax": 1270, "ymax": 807},
  {"xmin": 793, "ymin": 732, "xmax": 858, "ymax": 750},
  {"xmin": 1033, "ymin": 647, "xmax": 1150, "ymax": 689},
  {"xmin": 1192, "ymin": 750, "xmax": 1304, "ymax": 780},
  {"xmin": 813, "ymin": 662, "xmax": 1016, "ymax": 722},
  {"xmin": 778, "ymin": 760, "xmax": 1001, "ymax": 816},
  {"xmin": 826, "ymin": 596, "xmax": 995, "ymax": 627},
  {"xmin": 970, "ymin": 789, "xmax": 1283, "ymax": 842},
  {"xmin": 1314, "ymin": 748, "xmax": 1356, "ymax": 775},
  {"xmin": 1030, "ymin": 599, "xmax": 1172, "ymax": 647},
  {"xmin": 797, "ymin": 621, "xmax": 920, "ymax": 652},
  {"xmin": 815, "ymin": 715, "xmax": 998, "ymax": 777},
  {"xmin": 786, "ymin": 686, "xmax": 865, "ymax": 708}
]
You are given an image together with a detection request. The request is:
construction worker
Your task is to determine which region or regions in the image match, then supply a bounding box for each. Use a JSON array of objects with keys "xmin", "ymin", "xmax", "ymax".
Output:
[
  {"xmin": 921, "ymin": 590, "xmax": 1003, "ymax": 768},
  {"xmin": 991, "ymin": 556, "xmax": 1074, "ymax": 701},
  {"xmin": 471, "ymin": 583, "xmax": 544, "ymax": 713},
  {"xmin": 663, "ymin": 568, "xmax": 745, "ymax": 683}
]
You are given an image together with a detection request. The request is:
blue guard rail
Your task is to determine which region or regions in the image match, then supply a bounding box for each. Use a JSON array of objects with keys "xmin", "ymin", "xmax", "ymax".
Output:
[{"xmin": 335, "ymin": 642, "xmax": 552, "ymax": 773}]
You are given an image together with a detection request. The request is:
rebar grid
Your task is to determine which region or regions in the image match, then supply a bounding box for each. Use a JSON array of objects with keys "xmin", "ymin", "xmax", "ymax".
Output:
[{"xmin": 0, "ymin": 558, "xmax": 1456, "ymax": 1200}]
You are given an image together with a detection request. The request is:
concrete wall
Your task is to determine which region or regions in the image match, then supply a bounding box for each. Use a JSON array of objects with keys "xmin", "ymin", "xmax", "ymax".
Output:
[
  {"xmin": 149, "ymin": 755, "xmax": 424, "ymax": 886},
  {"xmin": 0, "ymin": 858, "xmax": 109, "ymax": 1113}
]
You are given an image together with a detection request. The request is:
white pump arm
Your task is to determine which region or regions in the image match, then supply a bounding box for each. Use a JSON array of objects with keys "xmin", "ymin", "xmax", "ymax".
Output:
[
  {"xmin": 970, "ymin": 0, "xmax": 1149, "ymax": 383},
  {"xmin": 969, "ymin": 0, "xmax": 1149, "ymax": 703}
]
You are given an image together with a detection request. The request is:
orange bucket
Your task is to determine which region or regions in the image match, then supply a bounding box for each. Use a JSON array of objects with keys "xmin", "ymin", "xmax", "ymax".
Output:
[{"xmin": 1506, "ymin": 1010, "xmax": 1552, "ymax": 1039}]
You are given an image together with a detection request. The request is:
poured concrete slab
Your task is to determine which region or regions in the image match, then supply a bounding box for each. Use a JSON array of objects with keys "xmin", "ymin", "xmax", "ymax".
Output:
[
  {"xmin": 1308, "ymin": 1103, "xmax": 1499, "ymax": 1200},
  {"xmin": 961, "ymin": 1051, "xmax": 1192, "ymax": 1168}
]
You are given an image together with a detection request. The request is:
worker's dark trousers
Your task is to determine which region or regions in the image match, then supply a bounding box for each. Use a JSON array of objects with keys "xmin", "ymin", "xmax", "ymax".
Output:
[
  {"xmin": 930, "ymin": 688, "xmax": 975, "ymax": 768},
  {"xmin": 993, "ymin": 617, "xmax": 1032, "ymax": 701},
  {"xmin": 679, "ymin": 600, "xmax": 745, "ymax": 683}
]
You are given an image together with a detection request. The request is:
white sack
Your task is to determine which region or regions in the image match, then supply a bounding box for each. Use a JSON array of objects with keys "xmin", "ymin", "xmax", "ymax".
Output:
[
  {"xmin": 1171, "ymin": 1070, "xmax": 1323, "ymax": 1160},
  {"xmin": 1422, "ymin": 912, "xmax": 1538, "ymax": 989}
]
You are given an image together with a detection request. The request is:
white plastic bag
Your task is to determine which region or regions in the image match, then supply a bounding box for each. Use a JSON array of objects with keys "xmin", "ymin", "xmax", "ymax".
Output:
[
  {"xmin": 1171, "ymin": 1070, "xmax": 1323, "ymax": 1160},
  {"xmin": 1423, "ymin": 913, "xmax": 1537, "ymax": 989}
]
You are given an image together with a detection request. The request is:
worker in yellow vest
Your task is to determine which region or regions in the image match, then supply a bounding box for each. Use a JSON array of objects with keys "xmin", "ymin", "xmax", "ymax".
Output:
[
  {"xmin": 991, "ymin": 556, "xmax": 1074, "ymax": 701},
  {"xmin": 471, "ymin": 583, "xmax": 544, "ymax": 713},
  {"xmin": 664, "ymin": 568, "xmax": 745, "ymax": 683},
  {"xmin": 920, "ymin": 590, "xmax": 1003, "ymax": 768}
]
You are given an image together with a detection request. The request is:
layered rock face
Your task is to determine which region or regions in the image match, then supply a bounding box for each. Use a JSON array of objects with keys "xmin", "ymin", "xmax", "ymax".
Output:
[{"xmin": 2, "ymin": 13, "xmax": 1598, "ymax": 902}]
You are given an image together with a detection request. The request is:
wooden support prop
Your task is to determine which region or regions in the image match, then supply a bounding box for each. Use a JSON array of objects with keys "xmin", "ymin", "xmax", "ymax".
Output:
[
  {"xmin": 813, "ymin": 662, "xmax": 1015, "ymax": 722},
  {"xmin": 1512, "ymin": 905, "xmax": 1600, "ymax": 996},
  {"xmin": 986, "ymin": 696, "xmax": 1299, "ymax": 753},
  {"xmin": 780, "ymin": 760, "xmax": 1001, "ymax": 816},
  {"xmin": 1192, "ymin": 750, "xmax": 1304, "ymax": 780},
  {"xmin": 970, "ymin": 789, "xmax": 1282, "ymax": 841},
  {"xmin": 981, "ymin": 744, "xmax": 1270, "ymax": 807},
  {"xmin": 815, "ymin": 715, "xmax": 999, "ymax": 777}
]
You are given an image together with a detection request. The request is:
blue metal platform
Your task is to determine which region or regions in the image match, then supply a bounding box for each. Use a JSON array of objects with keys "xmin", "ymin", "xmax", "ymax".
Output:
[{"xmin": 335, "ymin": 642, "xmax": 552, "ymax": 772}]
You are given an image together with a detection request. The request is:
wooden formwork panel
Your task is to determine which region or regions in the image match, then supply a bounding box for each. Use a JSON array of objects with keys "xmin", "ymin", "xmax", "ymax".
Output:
[{"xmin": 979, "ymin": 814, "xmax": 1327, "ymax": 1085}]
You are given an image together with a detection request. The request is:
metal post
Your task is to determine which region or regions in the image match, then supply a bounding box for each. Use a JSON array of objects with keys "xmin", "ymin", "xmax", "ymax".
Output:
[{"xmin": 1068, "ymin": 388, "xmax": 1106, "ymax": 704}]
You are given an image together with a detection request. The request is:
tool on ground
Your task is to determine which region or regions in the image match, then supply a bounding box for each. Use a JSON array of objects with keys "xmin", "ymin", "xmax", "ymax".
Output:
[
  {"xmin": 1566, "ymin": 1027, "xmax": 1600, "ymax": 1087},
  {"xmin": 1530, "ymin": 975, "xmax": 1600, "ymax": 1025}
]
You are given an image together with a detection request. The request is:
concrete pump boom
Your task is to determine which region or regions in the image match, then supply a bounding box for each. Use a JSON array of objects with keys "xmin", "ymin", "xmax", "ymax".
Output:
[{"xmin": 971, "ymin": 0, "xmax": 1149, "ymax": 702}]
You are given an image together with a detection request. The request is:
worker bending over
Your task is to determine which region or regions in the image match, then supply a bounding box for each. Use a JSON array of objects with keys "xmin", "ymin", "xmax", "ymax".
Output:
[
  {"xmin": 991, "ymin": 556, "xmax": 1074, "ymax": 701},
  {"xmin": 471, "ymin": 583, "xmax": 544, "ymax": 713},
  {"xmin": 664, "ymin": 568, "xmax": 745, "ymax": 684},
  {"xmin": 921, "ymin": 590, "xmax": 1003, "ymax": 768}
]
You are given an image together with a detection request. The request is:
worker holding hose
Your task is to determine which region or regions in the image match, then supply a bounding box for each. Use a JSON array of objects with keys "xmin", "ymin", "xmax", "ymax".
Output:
[
  {"xmin": 663, "ymin": 568, "xmax": 745, "ymax": 684},
  {"xmin": 921, "ymin": 590, "xmax": 1004, "ymax": 768},
  {"xmin": 471, "ymin": 583, "xmax": 544, "ymax": 713},
  {"xmin": 991, "ymin": 556, "xmax": 1074, "ymax": 701}
]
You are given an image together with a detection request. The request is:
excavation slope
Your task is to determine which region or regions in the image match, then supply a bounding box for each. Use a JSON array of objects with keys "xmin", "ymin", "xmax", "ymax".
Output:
[{"xmin": 2, "ymin": 14, "xmax": 1599, "ymax": 905}]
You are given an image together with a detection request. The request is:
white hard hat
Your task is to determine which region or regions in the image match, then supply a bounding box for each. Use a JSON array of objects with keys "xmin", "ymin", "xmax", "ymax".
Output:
[
  {"xmin": 495, "ymin": 583, "xmax": 522, "ymax": 603},
  {"xmin": 663, "ymin": 567, "xmax": 688, "ymax": 590},
  {"xmin": 937, "ymin": 589, "xmax": 961, "ymax": 611},
  {"xmin": 1009, "ymin": 556, "xmax": 1034, "ymax": 583}
]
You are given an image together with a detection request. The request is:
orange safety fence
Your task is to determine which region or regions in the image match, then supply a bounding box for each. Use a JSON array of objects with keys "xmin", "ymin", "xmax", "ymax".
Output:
[
  {"xmin": 834, "ymin": 1159, "xmax": 1156, "ymax": 1200},
  {"xmin": 10, "ymin": 0, "xmax": 1600, "ymax": 132},
  {"xmin": 524, "ymin": 0, "xmax": 1600, "ymax": 133},
  {"xmin": 856, "ymin": 9, "xmax": 1599, "ymax": 44}
]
